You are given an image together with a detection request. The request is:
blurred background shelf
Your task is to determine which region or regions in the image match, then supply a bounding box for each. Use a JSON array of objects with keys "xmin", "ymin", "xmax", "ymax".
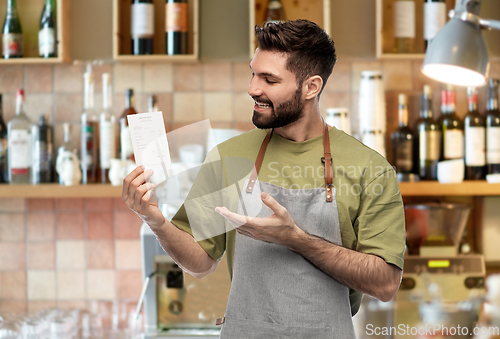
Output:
[
  {"xmin": 0, "ymin": 184, "xmax": 122, "ymax": 198},
  {"xmin": 399, "ymin": 181, "xmax": 500, "ymax": 196}
]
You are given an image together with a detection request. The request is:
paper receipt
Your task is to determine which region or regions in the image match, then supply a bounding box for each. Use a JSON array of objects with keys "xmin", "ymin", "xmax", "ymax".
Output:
[{"xmin": 127, "ymin": 111, "xmax": 172, "ymax": 185}]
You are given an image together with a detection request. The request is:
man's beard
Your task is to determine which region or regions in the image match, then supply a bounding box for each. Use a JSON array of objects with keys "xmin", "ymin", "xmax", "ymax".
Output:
[{"xmin": 252, "ymin": 88, "xmax": 304, "ymax": 129}]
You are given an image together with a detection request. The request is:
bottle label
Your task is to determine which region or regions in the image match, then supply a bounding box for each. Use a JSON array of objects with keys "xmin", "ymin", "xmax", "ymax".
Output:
[
  {"xmin": 131, "ymin": 3, "xmax": 154, "ymax": 38},
  {"xmin": 395, "ymin": 139, "xmax": 413, "ymax": 171},
  {"xmin": 39, "ymin": 27, "xmax": 56, "ymax": 55},
  {"xmin": 487, "ymin": 126, "xmax": 500, "ymax": 164},
  {"xmin": 444, "ymin": 129, "xmax": 464, "ymax": 159},
  {"xmin": 120, "ymin": 126, "xmax": 134, "ymax": 160},
  {"xmin": 419, "ymin": 130, "xmax": 440, "ymax": 160},
  {"xmin": 166, "ymin": 3, "xmax": 188, "ymax": 32},
  {"xmin": 82, "ymin": 124, "xmax": 95, "ymax": 168},
  {"xmin": 465, "ymin": 126, "xmax": 486, "ymax": 166},
  {"xmin": 393, "ymin": 2, "xmax": 416, "ymax": 38},
  {"xmin": 100, "ymin": 120, "xmax": 116, "ymax": 169},
  {"xmin": 8, "ymin": 129, "xmax": 29, "ymax": 173},
  {"xmin": 424, "ymin": 2, "xmax": 447, "ymax": 41},
  {"xmin": 2, "ymin": 33, "xmax": 23, "ymax": 57}
]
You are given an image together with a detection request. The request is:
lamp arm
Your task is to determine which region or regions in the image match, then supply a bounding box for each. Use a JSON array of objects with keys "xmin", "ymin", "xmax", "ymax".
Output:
[{"xmin": 478, "ymin": 18, "xmax": 500, "ymax": 31}]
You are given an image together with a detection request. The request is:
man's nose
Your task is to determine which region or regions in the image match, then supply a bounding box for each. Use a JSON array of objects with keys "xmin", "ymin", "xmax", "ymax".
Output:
[{"xmin": 248, "ymin": 77, "xmax": 262, "ymax": 97}]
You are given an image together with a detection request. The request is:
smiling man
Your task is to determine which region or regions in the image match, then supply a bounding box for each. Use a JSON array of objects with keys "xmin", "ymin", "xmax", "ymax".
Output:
[{"xmin": 123, "ymin": 19, "xmax": 405, "ymax": 338}]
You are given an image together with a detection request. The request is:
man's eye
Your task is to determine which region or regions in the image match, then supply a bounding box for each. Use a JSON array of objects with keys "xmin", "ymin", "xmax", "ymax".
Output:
[{"xmin": 265, "ymin": 78, "xmax": 276, "ymax": 84}]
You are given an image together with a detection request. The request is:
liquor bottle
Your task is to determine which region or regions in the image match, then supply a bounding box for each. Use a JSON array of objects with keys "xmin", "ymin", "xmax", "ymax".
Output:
[
  {"xmin": 99, "ymin": 73, "xmax": 116, "ymax": 184},
  {"xmin": 148, "ymin": 94, "xmax": 158, "ymax": 112},
  {"xmin": 0, "ymin": 94, "xmax": 7, "ymax": 183},
  {"xmin": 391, "ymin": 94, "xmax": 414, "ymax": 175},
  {"xmin": 393, "ymin": 0, "xmax": 416, "ymax": 53},
  {"xmin": 2, "ymin": 0, "xmax": 23, "ymax": 59},
  {"xmin": 32, "ymin": 115, "xmax": 54, "ymax": 184},
  {"xmin": 417, "ymin": 85, "xmax": 441, "ymax": 180},
  {"xmin": 424, "ymin": 0, "xmax": 446, "ymax": 50},
  {"xmin": 56, "ymin": 123, "xmax": 78, "ymax": 184},
  {"xmin": 39, "ymin": 0, "xmax": 57, "ymax": 58},
  {"xmin": 486, "ymin": 79, "xmax": 500, "ymax": 174},
  {"xmin": 464, "ymin": 87, "xmax": 486, "ymax": 180},
  {"xmin": 265, "ymin": 0, "xmax": 286, "ymax": 24},
  {"xmin": 7, "ymin": 89, "xmax": 32, "ymax": 184},
  {"xmin": 441, "ymin": 85, "xmax": 464, "ymax": 160},
  {"xmin": 120, "ymin": 89, "xmax": 137, "ymax": 161},
  {"xmin": 81, "ymin": 71, "xmax": 99, "ymax": 184},
  {"xmin": 131, "ymin": 0, "xmax": 154, "ymax": 55},
  {"xmin": 165, "ymin": 0, "xmax": 188, "ymax": 55}
]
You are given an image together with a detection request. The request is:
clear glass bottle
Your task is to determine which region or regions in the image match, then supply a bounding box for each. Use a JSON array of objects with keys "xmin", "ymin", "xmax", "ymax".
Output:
[
  {"xmin": 120, "ymin": 88, "xmax": 137, "ymax": 161},
  {"xmin": 391, "ymin": 93, "xmax": 414, "ymax": 175},
  {"xmin": 0, "ymin": 93, "xmax": 7, "ymax": 183},
  {"xmin": 465, "ymin": 87, "xmax": 486, "ymax": 180},
  {"xmin": 7, "ymin": 89, "xmax": 32, "ymax": 184},
  {"xmin": 486, "ymin": 79, "xmax": 500, "ymax": 175},
  {"xmin": 80, "ymin": 70, "xmax": 99, "ymax": 184},
  {"xmin": 417, "ymin": 85, "xmax": 441, "ymax": 180},
  {"xmin": 99, "ymin": 73, "xmax": 116, "ymax": 184},
  {"xmin": 265, "ymin": 0, "xmax": 286, "ymax": 23},
  {"xmin": 39, "ymin": 0, "xmax": 57, "ymax": 58},
  {"xmin": 32, "ymin": 114, "xmax": 54, "ymax": 184},
  {"xmin": 393, "ymin": 0, "xmax": 416, "ymax": 53},
  {"xmin": 2, "ymin": 0, "xmax": 23, "ymax": 58}
]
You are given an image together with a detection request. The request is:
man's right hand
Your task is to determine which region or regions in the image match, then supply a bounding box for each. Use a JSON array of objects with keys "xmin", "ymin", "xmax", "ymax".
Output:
[{"xmin": 122, "ymin": 166, "xmax": 165, "ymax": 229}]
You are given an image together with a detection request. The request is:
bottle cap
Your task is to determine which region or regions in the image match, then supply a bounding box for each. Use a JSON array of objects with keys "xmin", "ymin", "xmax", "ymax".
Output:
[
  {"xmin": 126, "ymin": 88, "xmax": 134, "ymax": 96},
  {"xmin": 39, "ymin": 115, "xmax": 47, "ymax": 124},
  {"xmin": 398, "ymin": 94, "xmax": 407, "ymax": 105},
  {"xmin": 16, "ymin": 89, "xmax": 24, "ymax": 97}
]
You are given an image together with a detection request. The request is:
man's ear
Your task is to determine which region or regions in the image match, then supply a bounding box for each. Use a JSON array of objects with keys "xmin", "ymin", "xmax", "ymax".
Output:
[{"xmin": 304, "ymin": 75, "xmax": 323, "ymax": 100}]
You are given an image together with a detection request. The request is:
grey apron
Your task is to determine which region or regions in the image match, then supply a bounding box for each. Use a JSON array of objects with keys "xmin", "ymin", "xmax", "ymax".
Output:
[{"xmin": 219, "ymin": 124, "xmax": 356, "ymax": 339}]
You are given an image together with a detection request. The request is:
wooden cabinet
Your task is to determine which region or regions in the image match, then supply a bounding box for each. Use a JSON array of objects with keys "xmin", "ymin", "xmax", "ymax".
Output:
[
  {"xmin": 113, "ymin": 0, "xmax": 199, "ymax": 62},
  {"xmin": 0, "ymin": 0, "xmax": 70, "ymax": 64},
  {"xmin": 375, "ymin": 0, "xmax": 455, "ymax": 60},
  {"xmin": 249, "ymin": 0, "xmax": 330, "ymax": 58}
]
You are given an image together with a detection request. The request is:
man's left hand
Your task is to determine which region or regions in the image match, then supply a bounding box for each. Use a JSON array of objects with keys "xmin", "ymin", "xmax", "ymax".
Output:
[{"xmin": 215, "ymin": 192, "xmax": 303, "ymax": 246}]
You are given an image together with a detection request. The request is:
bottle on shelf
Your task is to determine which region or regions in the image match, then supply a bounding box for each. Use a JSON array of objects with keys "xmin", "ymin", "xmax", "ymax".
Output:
[
  {"xmin": 417, "ymin": 85, "xmax": 441, "ymax": 180},
  {"xmin": 31, "ymin": 115, "xmax": 54, "ymax": 184},
  {"xmin": 393, "ymin": 0, "xmax": 416, "ymax": 53},
  {"xmin": 99, "ymin": 73, "xmax": 116, "ymax": 184},
  {"xmin": 423, "ymin": 0, "xmax": 446, "ymax": 50},
  {"xmin": 7, "ymin": 89, "xmax": 32, "ymax": 184},
  {"xmin": 465, "ymin": 87, "xmax": 486, "ymax": 180},
  {"xmin": 148, "ymin": 94, "xmax": 158, "ymax": 112},
  {"xmin": 56, "ymin": 123, "xmax": 78, "ymax": 185},
  {"xmin": 265, "ymin": 0, "xmax": 286, "ymax": 24},
  {"xmin": 391, "ymin": 93, "xmax": 415, "ymax": 180},
  {"xmin": 120, "ymin": 88, "xmax": 138, "ymax": 161},
  {"xmin": 440, "ymin": 85, "xmax": 464, "ymax": 161},
  {"xmin": 39, "ymin": 0, "xmax": 57, "ymax": 58},
  {"xmin": 80, "ymin": 70, "xmax": 100, "ymax": 184},
  {"xmin": 486, "ymin": 79, "xmax": 500, "ymax": 175},
  {"xmin": 165, "ymin": 0, "xmax": 188, "ymax": 55},
  {"xmin": 0, "ymin": 94, "xmax": 7, "ymax": 183},
  {"xmin": 131, "ymin": 0, "xmax": 154, "ymax": 55},
  {"xmin": 2, "ymin": 0, "xmax": 23, "ymax": 59}
]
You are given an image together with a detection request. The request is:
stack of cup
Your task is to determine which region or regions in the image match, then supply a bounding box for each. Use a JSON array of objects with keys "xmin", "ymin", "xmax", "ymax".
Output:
[{"xmin": 359, "ymin": 70, "xmax": 386, "ymax": 157}]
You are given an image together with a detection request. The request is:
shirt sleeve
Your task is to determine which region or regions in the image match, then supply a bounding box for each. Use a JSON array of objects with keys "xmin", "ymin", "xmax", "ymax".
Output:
[
  {"xmin": 354, "ymin": 169, "xmax": 406, "ymax": 270},
  {"xmin": 170, "ymin": 153, "xmax": 228, "ymax": 262}
]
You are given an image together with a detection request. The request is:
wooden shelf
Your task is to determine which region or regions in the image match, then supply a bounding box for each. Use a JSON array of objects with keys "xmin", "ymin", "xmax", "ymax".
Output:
[
  {"xmin": 0, "ymin": 0, "xmax": 70, "ymax": 64},
  {"xmin": 113, "ymin": 0, "xmax": 199, "ymax": 62},
  {"xmin": 399, "ymin": 181, "xmax": 500, "ymax": 196},
  {"xmin": 375, "ymin": 0, "xmax": 455, "ymax": 59},
  {"xmin": 249, "ymin": 0, "xmax": 331, "ymax": 58},
  {"xmin": 0, "ymin": 184, "xmax": 122, "ymax": 198}
]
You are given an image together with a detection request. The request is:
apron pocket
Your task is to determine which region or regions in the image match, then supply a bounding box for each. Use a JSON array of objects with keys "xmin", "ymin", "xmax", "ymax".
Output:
[{"xmin": 220, "ymin": 316, "xmax": 334, "ymax": 339}]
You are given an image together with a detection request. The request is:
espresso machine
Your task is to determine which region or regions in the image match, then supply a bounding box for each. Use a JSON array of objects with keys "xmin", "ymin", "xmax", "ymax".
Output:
[{"xmin": 393, "ymin": 203, "xmax": 485, "ymax": 338}]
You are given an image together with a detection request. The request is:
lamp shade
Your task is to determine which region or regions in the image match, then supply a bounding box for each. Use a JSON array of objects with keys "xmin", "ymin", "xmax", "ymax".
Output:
[{"xmin": 421, "ymin": 18, "xmax": 489, "ymax": 87}]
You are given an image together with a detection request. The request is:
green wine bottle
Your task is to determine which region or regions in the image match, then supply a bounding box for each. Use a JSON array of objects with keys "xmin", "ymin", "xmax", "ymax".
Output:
[
  {"xmin": 39, "ymin": 0, "xmax": 57, "ymax": 58},
  {"xmin": 2, "ymin": 0, "xmax": 23, "ymax": 59}
]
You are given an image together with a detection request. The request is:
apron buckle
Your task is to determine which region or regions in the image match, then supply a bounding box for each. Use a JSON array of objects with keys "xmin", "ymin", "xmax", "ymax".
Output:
[{"xmin": 321, "ymin": 156, "xmax": 332, "ymax": 166}]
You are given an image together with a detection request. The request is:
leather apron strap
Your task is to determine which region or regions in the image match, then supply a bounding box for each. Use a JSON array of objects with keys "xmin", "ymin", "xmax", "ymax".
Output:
[{"xmin": 246, "ymin": 124, "xmax": 334, "ymax": 202}]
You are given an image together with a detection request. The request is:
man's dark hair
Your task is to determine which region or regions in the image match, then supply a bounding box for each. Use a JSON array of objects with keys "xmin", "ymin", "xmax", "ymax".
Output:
[{"xmin": 255, "ymin": 19, "xmax": 337, "ymax": 95}]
